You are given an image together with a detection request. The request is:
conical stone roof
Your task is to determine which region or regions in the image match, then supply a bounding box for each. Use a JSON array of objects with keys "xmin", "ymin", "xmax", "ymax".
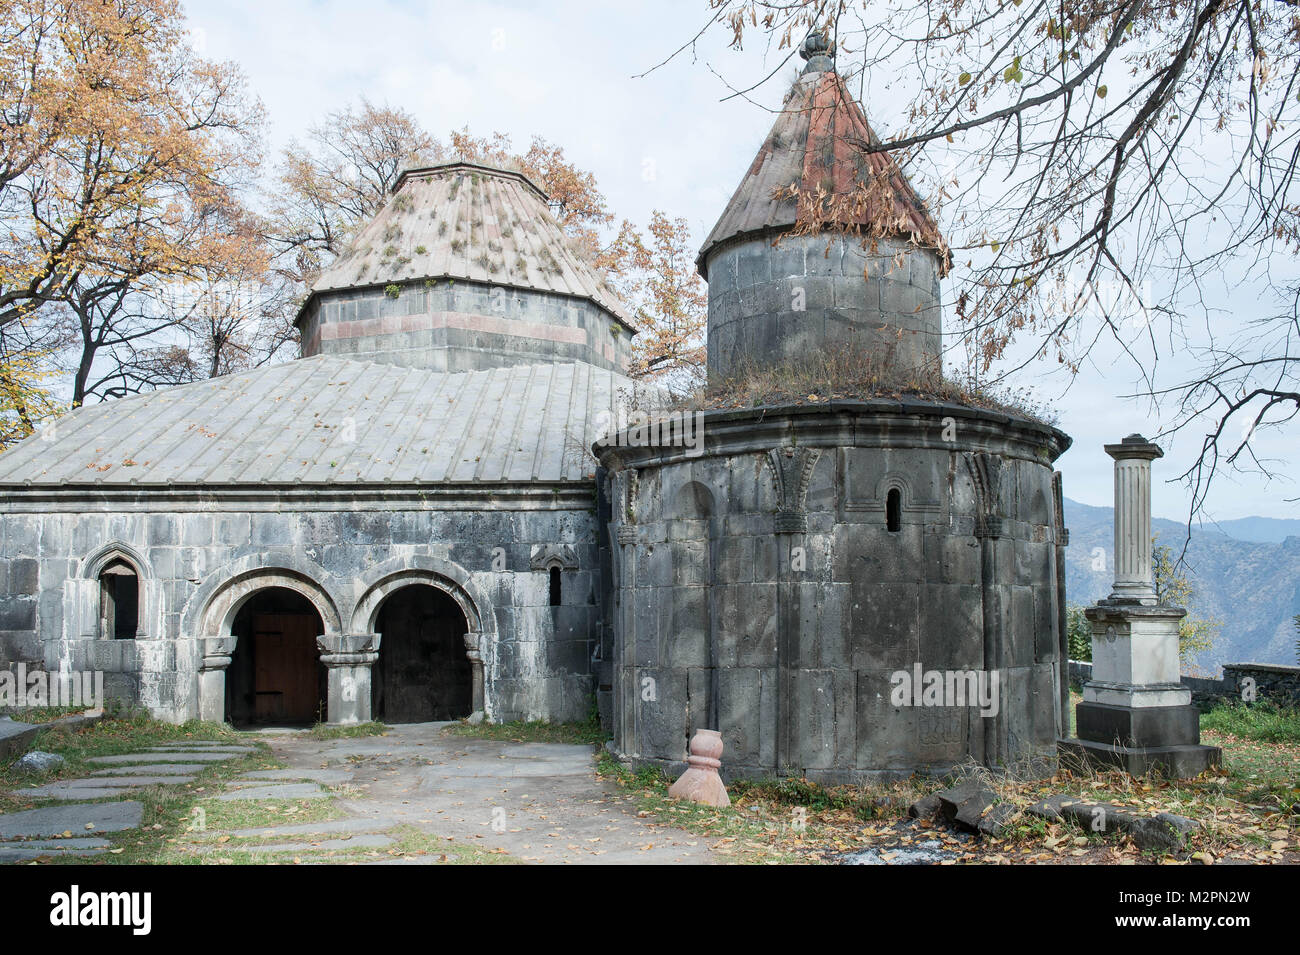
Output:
[
  {"xmin": 307, "ymin": 160, "xmax": 634, "ymax": 329},
  {"xmin": 697, "ymin": 33, "xmax": 947, "ymax": 278}
]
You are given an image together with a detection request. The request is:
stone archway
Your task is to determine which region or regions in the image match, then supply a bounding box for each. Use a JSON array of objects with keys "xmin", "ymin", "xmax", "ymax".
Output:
[
  {"xmin": 191, "ymin": 564, "xmax": 343, "ymax": 724},
  {"xmin": 371, "ymin": 585, "xmax": 473, "ymax": 722},
  {"xmin": 351, "ymin": 559, "xmax": 491, "ymax": 718},
  {"xmin": 226, "ymin": 587, "xmax": 326, "ymax": 726}
]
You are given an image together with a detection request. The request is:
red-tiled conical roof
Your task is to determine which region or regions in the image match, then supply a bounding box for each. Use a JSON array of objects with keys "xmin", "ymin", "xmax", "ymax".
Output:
[{"xmin": 698, "ymin": 34, "xmax": 948, "ymax": 278}]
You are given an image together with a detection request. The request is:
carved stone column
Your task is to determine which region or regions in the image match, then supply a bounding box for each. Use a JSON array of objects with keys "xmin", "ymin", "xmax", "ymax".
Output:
[
  {"xmin": 1059, "ymin": 434, "xmax": 1221, "ymax": 777},
  {"xmin": 317, "ymin": 633, "xmax": 380, "ymax": 725},
  {"xmin": 1106, "ymin": 434, "xmax": 1160, "ymax": 603},
  {"xmin": 463, "ymin": 631, "xmax": 485, "ymax": 716},
  {"xmin": 965, "ymin": 452, "xmax": 1004, "ymax": 768},
  {"xmin": 766, "ymin": 446, "xmax": 820, "ymax": 771}
]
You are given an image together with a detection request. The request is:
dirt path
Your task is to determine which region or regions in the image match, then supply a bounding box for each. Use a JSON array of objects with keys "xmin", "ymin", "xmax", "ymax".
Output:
[{"xmin": 227, "ymin": 724, "xmax": 718, "ymax": 865}]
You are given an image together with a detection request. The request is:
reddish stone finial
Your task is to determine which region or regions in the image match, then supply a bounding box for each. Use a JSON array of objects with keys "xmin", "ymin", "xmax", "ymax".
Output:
[{"xmin": 667, "ymin": 729, "xmax": 730, "ymax": 807}]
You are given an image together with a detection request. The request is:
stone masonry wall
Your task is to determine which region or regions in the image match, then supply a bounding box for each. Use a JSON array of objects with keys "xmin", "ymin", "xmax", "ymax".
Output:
[
  {"xmin": 705, "ymin": 234, "xmax": 943, "ymax": 384},
  {"xmin": 0, "ymin": 495, "xmax": 601, "ymax": 724},
  {"xmin": 600, "ymin": 404, "xmax": 1070, "ymax": 783},
  {"xmin": 299, "ymin": 279, "xmax": 631, "ymax": 374}
]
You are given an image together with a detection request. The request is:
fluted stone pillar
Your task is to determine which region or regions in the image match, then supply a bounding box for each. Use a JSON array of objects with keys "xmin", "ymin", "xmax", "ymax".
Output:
[
  {"xmin": 1107, "ymin": 435, "xmax": 1160, "ymax": 603},
  {"xmin": 1058, "ymin": 433, "xmax": 1220, "ymax": 777},
  {"xmin": 317, "ymin": 633, "xmax": 380, "ymax": 725}
]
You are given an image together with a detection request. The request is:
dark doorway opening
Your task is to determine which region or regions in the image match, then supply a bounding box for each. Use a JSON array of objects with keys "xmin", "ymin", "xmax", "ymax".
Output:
[
  {"xmin": 373, "ymin": 585, "xmax": 472, "ymax": 723},
  {"xmin": 226, "ymin": 588, "xmax": 326, "ymax": 726}
]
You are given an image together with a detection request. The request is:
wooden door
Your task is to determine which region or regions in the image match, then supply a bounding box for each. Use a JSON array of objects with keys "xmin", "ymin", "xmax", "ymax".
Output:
[{"xmin": 252, "ymin": 613, "xmax": 319, "ymax": 723}]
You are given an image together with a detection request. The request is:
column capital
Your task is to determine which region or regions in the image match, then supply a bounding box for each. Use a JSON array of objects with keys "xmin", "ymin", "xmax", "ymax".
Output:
[
  {"xmin": 316, "ymin": 632, "xmax": 381, "ymax": 655},
  {"xmin": 1105, "ymin": 433, "xmax": 1164, "ymax": 462}
]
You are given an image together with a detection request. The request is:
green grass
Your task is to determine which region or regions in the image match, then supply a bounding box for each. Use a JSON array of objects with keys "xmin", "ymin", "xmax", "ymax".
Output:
[
  {"xmin": 1201, "ymin": 701, "xmax": 1300, "ymax": 743},
  {"xmin": 442, "ymin": 718, "xmax": 607, "ymax": 746},
  {"xmin": 594, "ymin": 750, "xmax": 832, "ymax": 863},
  {"xmin": 184, "ymin": 796, "xmax": 343, "ymax": 834},
  {"xmin": 306, "ymin": 721, "xmax": 387, "ymax": 740},
  {"xmin": 0, "ymin": 705, "xmax": 91, "ymax": 723}
]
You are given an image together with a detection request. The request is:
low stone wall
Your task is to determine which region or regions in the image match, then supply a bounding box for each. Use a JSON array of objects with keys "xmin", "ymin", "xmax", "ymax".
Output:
[{"xmin": 1068, "ymin": 660, "xmax": 1300, "ymax": 708}]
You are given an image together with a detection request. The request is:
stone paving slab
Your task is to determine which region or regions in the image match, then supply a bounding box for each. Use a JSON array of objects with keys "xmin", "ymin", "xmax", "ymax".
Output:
[
  {"xmin": 216, "ymin": 783, "xmax": 326, "ymax": 801},
  {"xmin": 0, "ymin": 801, "xmax": 143, "ymax": 839},
  {"xmin": 246, "ymin": 834, "xmax": 394, "ymax": 854},
  {"xmin": 225, "ymin": 817, "xmax": 399, "ymax": 839},
  {"xmin": 236, "ymin": 769, "xmax": 352, "ymax": 784},
  {"xmin": 0, "ymin": 843, "xmax": 107, "ymax": 862},
  {"xmin": 18, "ymin": 787, "xmax": 151, "ymax": 801},
  {"xmin": 20, "ymin": 776, "xmax": 196, "ymax": 798},
  {"xmin": 88, "ymin": 752, "xmax": 233, "ymax": 765},
  {"xmin": 91, "ymin": 764, "xmax": 206, "ymax": 776},
  {"xmin": 4, "ymin": 837, "xmax": 109, "ymax": 850},
  {"xmin": 147, "ymin": 746, "xmax": 254, "ymax": 754}
]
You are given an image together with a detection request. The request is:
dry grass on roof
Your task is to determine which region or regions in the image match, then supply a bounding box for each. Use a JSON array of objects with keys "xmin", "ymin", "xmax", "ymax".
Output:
[{"xmin": 652, "ymin": 348, "xmax": 1057, "ymax": 426}]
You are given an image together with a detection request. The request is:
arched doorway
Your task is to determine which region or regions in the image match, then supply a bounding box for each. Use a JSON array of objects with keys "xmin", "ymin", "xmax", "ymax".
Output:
[
  {"xmin": 226, "ymin": 587, "xmax": 326, "ymax": 726},
  {"xmin": 373, "ymin": 584, "xmax": 472, "ymax": 722}
]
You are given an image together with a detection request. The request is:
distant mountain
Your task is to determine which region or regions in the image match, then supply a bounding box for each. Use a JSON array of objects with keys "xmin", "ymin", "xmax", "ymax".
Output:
[
  {"xmin": 1063, "ymin": 498, "xmax": 1300, "ymax": 673},
  {"xmin": 1206, "ymin": 515, "xmax": 1300, "ymax": 544}
]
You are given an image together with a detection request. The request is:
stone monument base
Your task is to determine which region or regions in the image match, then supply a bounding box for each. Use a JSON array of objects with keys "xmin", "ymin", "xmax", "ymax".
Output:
[
  {"xmin": 1075, "ymin": 700, "xmax": 1202, "ymax": 745},
  {"xmin": 1057, "ymin": 736, "xmax": 1221, "ymax": 778}
]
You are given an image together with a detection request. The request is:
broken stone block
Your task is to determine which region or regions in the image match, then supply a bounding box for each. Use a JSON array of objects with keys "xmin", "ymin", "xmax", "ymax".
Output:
[
  {"xmin": 936, "ymin": 780, "xmax": 997, "ymax": 832},
  {"xmin": 1026, "ymin": 794, "xmax": 1079, "ymax": 821},
  {"xmin": 1129, "ymin": 816, "xmax": 1188, "ymax": 853},
  {"xmin": 976, "ymin": 803, "xmax": 1020, "ymax": 837},
  {"xmin": 907, "ymin": 793, "xmax": 942, "ymax": 820},
  {"xmin": 1026, "ymin": 793, "xmax": 1196, "ymax": 851}
]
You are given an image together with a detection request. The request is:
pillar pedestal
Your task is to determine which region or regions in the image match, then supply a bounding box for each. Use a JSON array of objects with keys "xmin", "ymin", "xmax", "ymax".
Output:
[
  {"xmin": 1057, "ymin": 434, "xmax": 1220, "ymax": 777},
  {"xmin": 317, "ymin": 633, "xmax": 380, "ymax": 726},
  {"xmin": 197, "ymin": 637, "xmax": 234, "ymax": 723}
]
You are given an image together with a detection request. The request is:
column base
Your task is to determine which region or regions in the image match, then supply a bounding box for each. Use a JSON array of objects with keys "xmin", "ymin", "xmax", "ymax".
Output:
[{"xmin": 1057, "ymin": 737, "xmax": 1221, "ymax": 778}]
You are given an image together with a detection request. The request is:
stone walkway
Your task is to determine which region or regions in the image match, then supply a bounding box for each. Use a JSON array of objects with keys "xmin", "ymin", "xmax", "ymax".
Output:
[
  {"xmin": 196, "ymin": 724, "xmax": 716, "ymax": 864},
  {"xmin": 0, "ymin": 741, "xmax": 254, "ymax": 862},
  {"xmin": 1, "ymin": 725, "xmax": 718, "ymax": 865}
]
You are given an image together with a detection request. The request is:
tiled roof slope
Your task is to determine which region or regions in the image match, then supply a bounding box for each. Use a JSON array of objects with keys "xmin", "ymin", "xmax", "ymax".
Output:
[
  {"xmin": 308, "ymin": 161, "xmax": 634, "ymax": 328},
  {"xmin": 0, "ymin": 356, "xmax": 653, "ymax": 487},
  {"xmin": 698, "ymin": 35, "xmax": 947, "ymax": 277}
]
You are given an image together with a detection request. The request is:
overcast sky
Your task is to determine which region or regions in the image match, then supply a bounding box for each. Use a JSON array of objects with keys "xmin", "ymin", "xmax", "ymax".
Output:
[{"xmin": 182, "ymin": 0, "xmax": 1299, "ymax": 526}]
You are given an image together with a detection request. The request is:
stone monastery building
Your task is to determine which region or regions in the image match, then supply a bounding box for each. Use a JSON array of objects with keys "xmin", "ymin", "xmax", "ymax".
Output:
[{"xmin": 0, "ymin": 35, "xmax": 1072, "ymax": 782}]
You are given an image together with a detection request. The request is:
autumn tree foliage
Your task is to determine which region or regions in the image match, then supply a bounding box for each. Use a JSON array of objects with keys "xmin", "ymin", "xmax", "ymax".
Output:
[
  {"xmin": 0, "ymin": 0, "xmax": 268, "ymax": 413},
  {"xmin": 0, "ymin": 0, "xmax": 265, "ymax": 327},
  {"xmin": 0, "ymin": 340, "xmax": 57, "ymax": 450},
  {"xmin": 269, "ymin": 99, "xmax": 437, "ymax": 288},
  {"xmin": 607, "ymin": 212, "xmax": 708, "ymax": 387},
  {"xmin": 692, "ymin": 0, "xmax": 1300, "ymax": 512}
]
